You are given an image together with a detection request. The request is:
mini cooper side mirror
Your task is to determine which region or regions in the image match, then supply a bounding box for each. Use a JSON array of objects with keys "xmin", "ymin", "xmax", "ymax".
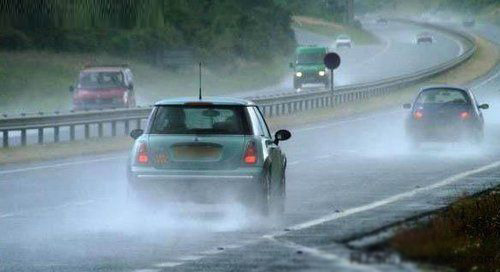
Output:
[
  {"xmin": 403, "ymin": 103, "xmax": 412, "ymax": 109},
  {"xmin": 130, "ymin": 129, "xmax": 144, "ymax": 140},
  {"xmin": 69, "ymin": 85, "xmax": 74, "ymax": 92},
  {"xmin": 274, "ymin": 129, "xmax": 291, "ymax": 144},
  {"xmin": 479, "ymin": 104, "xmax": 489, "ymax": 110}
]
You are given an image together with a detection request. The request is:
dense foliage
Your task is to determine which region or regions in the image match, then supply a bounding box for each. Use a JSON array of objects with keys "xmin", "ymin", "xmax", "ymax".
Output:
[
  {"xmin": 275, "ymin": 0, "xmax": 340, "ymax": 21},
  {"xmin": 0, "ymin": 0, "xmax": 296, "ymax": 65}
]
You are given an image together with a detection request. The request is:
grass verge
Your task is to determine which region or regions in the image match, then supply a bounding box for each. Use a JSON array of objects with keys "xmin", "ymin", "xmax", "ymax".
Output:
[
  {"xmin": 0, "ymin": 51, "xmax": 288, "ymax": 114},
  {"xmin": 0, "ymin": 34, "xmax": 497, "ymax": 165},
  {"xmin": 0, "ymin": 137, "xmax": 133, "ymax": 165},
  {"xmin": 390, "ymin": 186, "xmax": 500, "ymax": 272},
  {"xmin": 292, "ymin": 16, "xmax": 379, "ymax": 45}
]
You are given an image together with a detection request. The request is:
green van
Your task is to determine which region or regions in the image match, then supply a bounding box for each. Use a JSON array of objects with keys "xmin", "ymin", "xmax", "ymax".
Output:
[{"xmin": 290, "ymin": 46, "xmax": 329, "ymax": 89}]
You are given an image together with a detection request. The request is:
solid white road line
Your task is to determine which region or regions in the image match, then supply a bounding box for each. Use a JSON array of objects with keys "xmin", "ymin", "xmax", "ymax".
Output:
[
  {"xmin": 266, "ymin": 236, "xmax": 380, "ymax": 272},
  {"xmin": 473, "ymin": 69, "xmax": 500, "ymax": 89},
  {"xmin": 276, "ymin": 160, "xmax": 500, "ymax": 234},
  {"xmin": 0, "ymin": 199, "xmax": 97, "ymax": 218},
  {"xmin": 0, "ymin": 156, "xmax": 126, "ymax": 176},
  {"xmin": 293, "ymin": 110, "xmax": 400, "ymax": 133}
]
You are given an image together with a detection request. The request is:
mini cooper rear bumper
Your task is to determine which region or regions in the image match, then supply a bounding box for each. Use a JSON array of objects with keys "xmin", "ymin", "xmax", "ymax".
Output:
[{"xmin": 127, "ymin": 167, "xmax": 265, "ymax": 202}]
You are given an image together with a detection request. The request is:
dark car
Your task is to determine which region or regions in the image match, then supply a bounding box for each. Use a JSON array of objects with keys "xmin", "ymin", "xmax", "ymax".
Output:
[
  {"xmin": 416, "ymin": 32, "xmax": 433, "ymax": 44},
  {"xmin": 404, "ymin": 86, "xmax": 489, "ymax": 147},
  {"xmin": 127, "ymin": 97, "xmax": 291, "ymax": 216},
  {"xmin": 70, "ymin": 65, "xmax": 136, "ymax": 110}
]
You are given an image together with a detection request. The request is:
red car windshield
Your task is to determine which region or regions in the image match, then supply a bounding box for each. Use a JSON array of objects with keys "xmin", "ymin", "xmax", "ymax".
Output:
[{"xmin": 78, "ymin": 71, "xmax": 125, "ymax": 89}]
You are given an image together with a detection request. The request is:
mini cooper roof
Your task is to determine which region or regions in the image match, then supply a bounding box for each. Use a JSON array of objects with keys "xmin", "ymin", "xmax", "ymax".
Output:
[{"xmin": 154, "ymin": 97, "xmax": 256, "ymax": 106}]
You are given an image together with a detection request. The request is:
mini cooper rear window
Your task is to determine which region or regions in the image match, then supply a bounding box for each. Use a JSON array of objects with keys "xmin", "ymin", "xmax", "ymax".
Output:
[{"xmin": 150, "ymin": 105, "xmax": 251, "ymax": 135}]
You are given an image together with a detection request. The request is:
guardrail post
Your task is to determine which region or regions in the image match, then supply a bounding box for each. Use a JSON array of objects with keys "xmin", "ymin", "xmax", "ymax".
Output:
[
  {"xmin": 2, "ymin": 130, "xmax": 8, "ymax": 148},
  {"xmin": 70, "ymin": 125, "xmax": 75, "ymax": 141},
  {"xmin": 124, "ymin": 120, "xmax": 130, "ymax": 135},
  {"xmin": 98, "ymin": 123, "xmax": 103, "ymax": 138},
  {"xmin": 21, "ymin": 129, "xmax": 27, "ymax": 146},
  {"xmin": 38, "ymin": 128, "xmax": 43, "ymax": 144},
  {"xmin": 136, "ymin": 119, "xmax": 141, "ymax": 129},
  {"xmin": 287, "ymin": 102, "xmax": 292, "ymax": 114},
  {"xmin": 54, "ymin": 126, "xmax": 59, "ymax": 143},
  {"xmin": 111, "ymin": 121, "xmax": 117, "ymax": 137},
  {"xmin": 85, "ymin": 124, "xmax": 90, "ymax": 139}
]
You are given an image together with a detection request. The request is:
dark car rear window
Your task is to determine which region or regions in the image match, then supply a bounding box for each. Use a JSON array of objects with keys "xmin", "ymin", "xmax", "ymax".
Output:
[
  {"xmin": 149, "ymin": 105, "xmax": 251, "ymax": 135},
  {"xmin": 415, "ymin": 88, "xmax": 470, "ymax": 106}
]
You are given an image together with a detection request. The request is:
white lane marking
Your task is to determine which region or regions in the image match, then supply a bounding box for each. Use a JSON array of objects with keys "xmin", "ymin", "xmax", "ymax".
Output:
[
  {"xmin": 0, "ymin": 156, "xmax": 126, "ymax": 176},
  {"xmin": 266, "ymin": 236, "xmax": 380, "ymax": 272},
  {"xmin": 178, "ymin": 255, "xmax": 203, "ymax": 261},
  {"xmin": 274, "ymin": 160, "xmax": 500, "ymax": 234},
  {"xmin": 0, "ymin": 199, "xmax": 97, "ymax": 218},
  {"xmin": 473, "ymin": 69, "xmax": 500, "ymax": 89},
  {"xmin": 287, "ymin": 161, "xmax": 301, "ymax": 166},
  {"xmin": 355, "ymin": 35, "xmax": 393, "ymax": 67},
  {"xmin": 154, "ymin": 262, "xmax": 184, "ymax": 268},
  {"xmin": 134, "ymin": 269, "xmax": 160, "ymax": 272},
  {"xmin": 0, "ymin": 213, "xmax": 14, "ymax": 218},
  {"xmin": 452, "ymin": 35, "xmax": 465, "ymax": 56},
  {"xmin": 293, "ymin": 110, "xmax": 399, "ymax": 133}
]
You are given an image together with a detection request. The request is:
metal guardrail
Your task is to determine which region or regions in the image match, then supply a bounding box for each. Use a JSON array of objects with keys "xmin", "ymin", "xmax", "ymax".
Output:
[{"xmin": 0, "ymin": 20, "xmax": 476, "ymax": 148}]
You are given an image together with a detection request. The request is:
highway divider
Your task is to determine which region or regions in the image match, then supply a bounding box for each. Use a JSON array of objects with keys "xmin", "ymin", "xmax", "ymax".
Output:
[{"xmin": 0, "ymin": 19, "xmax": 476, "ymax": 148}]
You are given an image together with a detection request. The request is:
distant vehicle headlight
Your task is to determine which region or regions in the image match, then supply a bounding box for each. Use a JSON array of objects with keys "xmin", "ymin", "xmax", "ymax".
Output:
[
  {"xmin": 319, "ymin": 70, "xmax": 326, "ymax": 76},
  {"xmin": 295, "ymin": 72, "xmax": 303, "ymax": 77}
]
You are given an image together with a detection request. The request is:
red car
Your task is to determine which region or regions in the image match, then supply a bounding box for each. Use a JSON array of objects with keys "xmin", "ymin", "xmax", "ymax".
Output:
[{"xmin": 70, "ymin": 65, "xmax": 136, "ymax": 110}]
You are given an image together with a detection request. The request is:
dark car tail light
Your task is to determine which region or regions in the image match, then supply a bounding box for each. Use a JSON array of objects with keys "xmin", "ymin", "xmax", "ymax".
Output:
[
  {"xmin": 460, "ymin": 111, "xmax": 470, "ymax": 120},
  {"xmin": 243, "ymin": 141, "xmax": 258, "ymax": 165},
  {"xmin": 413, "ymin": 111, "xmax": 423, "ymax": 120},
  {"xmin": 136, "ymin": 142, "xmax": 149, "ymax": 164}
]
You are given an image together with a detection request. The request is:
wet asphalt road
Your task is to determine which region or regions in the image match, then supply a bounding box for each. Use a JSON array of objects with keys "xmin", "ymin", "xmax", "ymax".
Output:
[{"xmin": 1, "ymin": 24, "xmax": 499, "ymax": 272}]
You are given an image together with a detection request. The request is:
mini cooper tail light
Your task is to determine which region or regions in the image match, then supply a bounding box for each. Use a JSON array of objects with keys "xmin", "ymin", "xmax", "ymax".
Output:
[
  {"xmin": 414, "ymin": 111, "xmax": 423, "ymax": 120},
  {"xmin": 460, "ymin": 111, "xmax": 470, "ymax": 120},
  {"xmin": 136, "ymin": 142, "xmax": 149, "ymax": 164},
  {"xmin": 243, "ymin": 142, "xmax": 258, "ymax": 165}
]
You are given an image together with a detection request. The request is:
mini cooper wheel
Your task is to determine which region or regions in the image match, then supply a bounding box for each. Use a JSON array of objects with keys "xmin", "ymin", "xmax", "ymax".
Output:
[{"xmin": 254, "ymin": 171, "xmax": 285, "ymax": 217}]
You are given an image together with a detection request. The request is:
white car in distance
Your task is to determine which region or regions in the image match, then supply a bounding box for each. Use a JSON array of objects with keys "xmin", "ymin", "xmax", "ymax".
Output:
[{"xmin": 336, "ymin": 34, "xmax": 352, "ymax": 48}]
